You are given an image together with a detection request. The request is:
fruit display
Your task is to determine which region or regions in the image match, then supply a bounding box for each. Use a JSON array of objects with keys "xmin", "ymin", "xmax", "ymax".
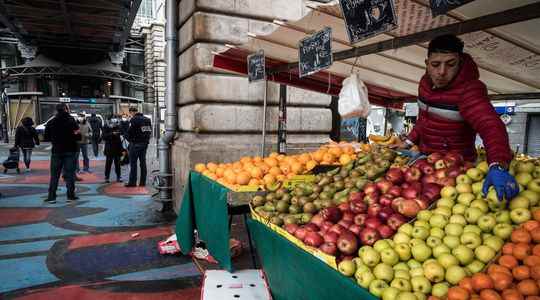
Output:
[
  {"xmin": 369, "ymin": 134, "xmax": 400, "ymax": 146},
  {"xmin": 446, "ymin": 215, "xmax": 540, "ymax": 300}
]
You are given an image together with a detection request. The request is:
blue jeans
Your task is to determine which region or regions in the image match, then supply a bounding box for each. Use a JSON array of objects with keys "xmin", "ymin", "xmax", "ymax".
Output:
[
  {"xmin": 21, "ymin": 148, "xmax": 32, "ymax": 168},
  {"xmin": 48, "ymin": 152, "xmax": 77, "ymax": 199},
  {"xmin": 76, "ymin": 144, "xmax": 90, "ymax": 172},
  {"xmin": 128, "ymin": 143, "xmax": 148, "ymax": 186}
]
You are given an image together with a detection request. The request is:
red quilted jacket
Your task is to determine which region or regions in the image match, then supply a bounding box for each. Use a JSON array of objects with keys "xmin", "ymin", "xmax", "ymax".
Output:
[{"xmin": 408, "ymin": 54, "xmax": 512, "ymax": 165}]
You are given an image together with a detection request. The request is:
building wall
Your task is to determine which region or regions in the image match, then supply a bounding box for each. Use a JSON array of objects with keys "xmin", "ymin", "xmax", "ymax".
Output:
[
  {"xmin": 173, "ymin": 0, "xmax": 333, "ymax": 208},
  {"xmin": 505, "ymin": 112, "xmax": 528, "ymax": 154},
  {"xmin": 141, "ymin": 23, "xmax": 166, "ymax": 119}
]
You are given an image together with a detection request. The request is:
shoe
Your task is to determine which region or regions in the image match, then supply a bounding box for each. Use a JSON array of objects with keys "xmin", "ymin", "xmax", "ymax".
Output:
[
  {"xmin": 67, "ymin": 196, "xmax": 79, "ymax": 202},
  {"xmin": 24, "ymin": 168, "xmax": 31, "ymax": 173},
  {"xmin": 139, "ymin": 183, "xmax": 146, "ymax": 187},
  {"xmin": 44, "ymin": 198, "xmax": 57, "ymax": 204},
  {"xmin": 116, "ymin": 178, "xmax": 123, "ymax": 182},
  {"xmin": 124, "ymin": 184, "xmax": 137, "ymax": 187},
  {"xmin": 104, "ymin": 178, "xmax": 110, "ymax": 183},
  {"xmin": 76, "ymin": 176, "xmax": 83, "ymax": 181}
]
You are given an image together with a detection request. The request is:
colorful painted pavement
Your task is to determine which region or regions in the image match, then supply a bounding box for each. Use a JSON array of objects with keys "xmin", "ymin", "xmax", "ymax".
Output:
[{"xmin": 0, "ymin": 146, "xmax": 202, "ymax": 299}]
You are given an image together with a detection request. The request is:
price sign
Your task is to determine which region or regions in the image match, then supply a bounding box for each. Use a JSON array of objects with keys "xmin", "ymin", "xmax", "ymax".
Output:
[
  {"xmin": 247, "ymin": 50, "xmax": 266, "ymax": 82},
  {"xmin": 298, "ymin": 27, "xmax": 333, "ymax": 78},
  {"xmin": 338, "ymin": 0, "xmax": 398, "ymax": 44},
  {"xmin": 430, "ymin": 0, "xmax": 475, "ymax": 17}
]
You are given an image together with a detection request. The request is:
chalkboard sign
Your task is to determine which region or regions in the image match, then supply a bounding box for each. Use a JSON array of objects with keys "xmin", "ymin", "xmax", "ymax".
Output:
[
  {"xmin": 338, "ymin": 0, "xmax": 398, "ymax": 44},
  {"xmin": 430, "ymin": 0, "xmax": 475, "ymax": 17},
  {"xmin": 247, "ymin": 50, "xmax": 265, "ymax": 82},
  {"xmin": 298, "ymin": 27, "xmax": 333, "ymax": 78},
  {"xmin": 340, "ymin": 118, "xmax": 367, "ymax": 142}
]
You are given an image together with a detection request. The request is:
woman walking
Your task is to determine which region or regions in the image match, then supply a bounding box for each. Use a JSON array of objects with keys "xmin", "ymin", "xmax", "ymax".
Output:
[
  {"xmin": 14, "ymin": 117, "xmax": 40, "ymax": 172},
  {"xmin": 102, "ymin": 116, "xmax": 123, "ymax": 183},
  {"xmin": 76, "ymin": 114, "xmax": 92, "ymax": 174}
]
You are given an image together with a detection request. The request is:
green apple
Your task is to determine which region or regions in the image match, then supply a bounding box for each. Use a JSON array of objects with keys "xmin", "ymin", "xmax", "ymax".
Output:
[
  {"xmin": 398, "ymin": 223, "xmax": 414, "ymax": 235},
  {"xmin": 374, "ymin": 240, "xmax": 392, "ymax": 252},
  {"xmin": 456, "ymin": 183, "xmax": 473, "ymax": 194},
  {"xmin": 423, "ymin": 262, "xmax": 445, "ymax": 283},
  {"xmin": 452, "ymin": 204, "xmax": 467, "ymax": 215},
  {"xmin": 394, "ymin": 269, "xmax": 410, "ymax": 280},
  {"xmin": 493, "ymin": 223, "xmax": 513, "ymax": 239},
  {"xmin": 361, "ymin": 247, "xmax": 381, "ymax": 267},
  {"xmin": 461, "ymin": 232, "xmax": 482, "ymax": 249},
  {"xmin": 387, "ymin": 240, "xmax": 395, "ymax": 248},
  {"xmin": 472, "ymin": 181, "xmax": 484, "ymax": 195},
  {"xmin": 411, "ymin": 275, "xmax": 432, "ymax": 294},
  {"xmin": 430, "ymin": 227, "xmax": 445, "ymax": 239},
  {"xmin": 429, "ymin": 214, "xmax": 449, "ymax": 229},
  {"xmin": 417, "ymin": 210, "xmax": 432, "ymax": 221},
  {"xmin": 407, "ymin": 259, "xmax": 422, "ymax": 269},
  {"xmin": 433, "ymin": 207, "xmax": 451, "ymax": 218},
  {"xmin": 356, "ymin": 270, "xmax": 375, "ymax": 288},
  {"xmin": 521, "ymin": 190, "xmax": 539, "ymax": 206},
  {"xmin": 393, "ymin": 262, "xmax": 410, "ymax": 272},
  {"xmin": 441, "ymin": 186, "xmax": 458, "ymax": 200},
  {"xmin": 414, "ymin": 220, "xmax": 430, "ymax": 229},
  {"xmin": 381, "ymin": 248, "xmax": 399, "ymax": 266},
  {"xmin": 510, "ymin": 196, "xmax": 530, "ymax": 210},
  {"xmin": 381, "ymin": 286, "xmax": 400, "ymax": 300},
  {"xmin": 437, "ymin": 197, "xmax": 455, "ymax": 208},
  {"xmin": 443, "ymin": 235, "xmax": 460, "ymax": 248},
  {"xmin": 475, "ymin": 245, "xmax": 496, "ymax": 263},
  {"xmin": 390, "ymin": 278, "xmax": 412, "ymax": 292},
  {"xmin": 369, "ymin": 279, "xmax": 389, "ymax": 297},
  {"xmin": 456, "ymin": 174, "xmax": 472, "ymax": 185},
  {"xmin": 485, "ymin": 187, "xmax": 498, "ymax": 203},
  {"xmin": 465, "ymin": 260, "xmax": 485, "ymax": 274},
  {"xmin": 412, "ymin": 226, "xmax": 430, "ymax": 240},
  {"xmin": 355, "ymin": 265, "xmax": 371, "ymax": 279},
  {"xmin": 411, "ymin": 243, "xmax": 432, "ymax": 262},
  {"xmin": 445, "ymin": 223, "xmax": 464, "ymax": 236},
  {"xmin": 484, "ymin": 236, "xmax": 504, "ymax": 252},
  {"xmin": 477, "ymin": 161, "xmax": 489, "ymax": 174},
  {"xmin": 488, "ymin": 200, "xmax": 504, "ymax": 212},
  {"xmin": 437, "ymin": 252, "xmax": 460, "ymax": 269},
  {"xmin": 374, "ymin": 263, "xmax": 394, "ymax": 282},
  {"xmin": 353, "ymin": 257, "xmax": 365, "ymax": 269},
  {"xmin": 457, "ymin": 193, "xmax": 475, "ymax": 206},
  {"xmin": 516, "ymin": 172, "xmax": 533, "ymax": 186},
  {"xmin": 393, "ymin": 232, "xmax": 411, "ymax": 245},
  {"xmin": 426, "ymin": 236, "xmax": 442, "ymax": 248},
  {"xmin": 466, "ymin": 168, "xmax": 484, "ymax": 182},
  {"xmin": 517, "ymin": 161, "xmax": 535, "ymax": 173},
  {"xmin": 394, "ymin": 243, "xmax": 411, "ymax": 261},
  {"xmin": 432, "ymin": 244, "xmax": 451, "ymax": 258},
  {"xmin": 397, "ymin": 292, "xmax": 417, "ymax": 300},
  {"xmin": 463, "ymin": 225, "xmax": 482, "ymax": 235},
  {"xmin": 423, "ymin": 259, "xmax": 438, "ymax": 268},
  {"xmin": 470, "ymin": 199, "xmax": 489, "ymax": 213},
  {"xmin": 477, "ymin": 214, "xmax": 497, "ymax": 232},
  {"xmin": 482, "ymin": 233, "xmax": 493, "ymax": 241},
  {"xmin": 338, "ymin": 260, "xmax": 357, "ymax": 277},
  {"xmin": 449, "ymin": 214, "xmax": 467, "ymax": 225},
  {"xmin": 510, "ymin": 207, "xmax": 532, "ymax": 224},
  {"xmin": 432, "ymin": 283, "xmax": 449, "ymax": 299},
  {"xmin": 358, "ymin": 245, "xmax": 373, "ymax": 257},
  {"xmin": 465, "ymin": 207, "xmax": 483, "ymax": 224},
  {"xmin": 495, "ymin": 211, "xmax": 512, "ymax": 224},
  {"xmin": 445, "ymin": 265, "xmax": 467, "ymax": 285},
  {"xmin": 409, "ymin": 267, "xmax": 424, "ymax": 278},
  {"xmin": 409, "ymin": 238, "xmax": 426, "ymax": 249},
  {"xmin": 453, "ymin": 245, "xmax": 474, "ymax": 265},
  {"xmin": 415, "ymin": 292, "xmax": 427, "ymax": 300}
]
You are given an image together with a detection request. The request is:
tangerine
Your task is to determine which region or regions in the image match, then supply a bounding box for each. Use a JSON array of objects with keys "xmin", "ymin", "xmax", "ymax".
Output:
[
  {"xmin": 328, "ymin": 147, "xmax": 342, "ymax": 157},
  {"xmin": 531, "ymin": 228, "xmax": 540, "ymax": 243},
  {"xmin": 512, "ymin": 229, "xmax": 532, "ymax": 244},
  {"xmin": 518, "ymin": 279, "xmax": 539, "ymax": 296},
  {"xmin": 523, "ymin": 221, "xmax": 540, "ymax": 232},
  {"xmin": 503, "ymin": 243, "xmax": 516, "ymax": 256},
  {"xmin": 262, "ymin": 174, "xmax": 276, "ymax": 185},
  {"xmin": 514, "ymin": 266, "xmax": 531, "ymax": 281},
  {"xmin": 290, "ymin": 162, "xmax": 304, "ymax": 174},
  {"xmin": 250, "ymin": 167, "xmax": 264, "ymax": 179},
  {"xmin": 530, "ymin": 266, "xmax": 540, "ymax": 280},
  {"xmin": 490, "ymin": 272, "xmax": 514, "ymax": 291},
  {"xmin": 488, "ymin": 265, "xmax": 512, "ymax": 276},
  {"xmin": 514, "ymin": 243, "xmax": 532, "ymax": 261},
  {"xmin": 448, "ymin": 286, "xmax": 470, "ymax": 300},
  {"xmin": 524, "ymin": 256, "xmax": 540, "ymax": 268},
  {"xmin": 194, "ymin": 163, "xmax": 207, "ymax": 173},
  {"xmin": 206, "ymin": 162, "xmax": 218, "ymax": 172},
  {"xmin": 533, "ymin": 208, "xmax": 540, "ymax": 222},
  {"xmin": 305, "ymin": 160, "xmax": 317, "ymax": 171},
  {"xmin": 501, "ymin": 289, "xmax": 524, "ymax": 300},
  {"xmin": 322, "ymin": 153, "xmax": 336, "ymax": 164},
  {"xmin": 533, "ymin": 245, "xmax": 540, "ymax": 257},
  {"xmin": 472, "ymin": 273, "xmax": 495, "ymax": 292},
  {"xmin": 499, "ymin": 255, "xmax": 519, "ymax": 269},
  {"xmin": 480, "ymin": 289, "xmax": 502, "ymax": 300},
  {"xmin": 264, "ymin": 157, "xmax": 279, "ymax": 167},
  {"xmin": 339, "ymin": 154, "xmax": 353, "ymax": 165}
]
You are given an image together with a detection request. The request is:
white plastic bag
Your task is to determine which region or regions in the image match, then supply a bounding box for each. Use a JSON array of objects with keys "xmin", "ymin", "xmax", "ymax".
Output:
[{"xmin": 338, "ymin": 73, "xmax": 371, "ymax": 119}]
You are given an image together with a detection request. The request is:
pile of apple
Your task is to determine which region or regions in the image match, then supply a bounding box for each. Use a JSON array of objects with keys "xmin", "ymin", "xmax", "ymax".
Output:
[{"xmin": 335, "ymin": 160, "xmax": 540, "ymax": 300}]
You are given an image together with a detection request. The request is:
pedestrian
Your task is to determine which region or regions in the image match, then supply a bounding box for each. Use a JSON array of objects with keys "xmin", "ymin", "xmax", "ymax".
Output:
[
  {"xmin": 88, "ymin": 113, "xmax": 102, "ymax": 157},
  {"xmin": 75, "ymin": 113, "xmax": 92, "ymax": 173},
  {"xmin": 102, "ymin": 116, "xmax": 123, "ymax": 183},
  {"xmin": 125, "ymin": 107, "xmax": 151, "ymax": 187},
  {"xmin": 14, "ymin": 117, "xmax": 40, "ymax": 172},
  {"xmin": 120, "ymin": 113, "xmax": 130, "ymax": 138},
  {"xmin": 43, "ymin": 103, "xmax": 81, "ymax": 203}
]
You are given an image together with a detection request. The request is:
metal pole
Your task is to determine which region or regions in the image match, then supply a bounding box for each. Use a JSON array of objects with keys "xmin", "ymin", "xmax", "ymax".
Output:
[
  {"xmin": 261, "ymin": 80, "xmax": 267, "ymax": 157},
  {"xmin": 277, "ymin": 84, "xmax": 287, "ymax": 154}
]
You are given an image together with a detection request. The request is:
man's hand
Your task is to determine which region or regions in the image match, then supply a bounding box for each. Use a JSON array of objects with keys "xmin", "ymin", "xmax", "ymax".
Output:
[{"xmin": 482, "ymin": 165, "xmax": 519, "ymax": 202}]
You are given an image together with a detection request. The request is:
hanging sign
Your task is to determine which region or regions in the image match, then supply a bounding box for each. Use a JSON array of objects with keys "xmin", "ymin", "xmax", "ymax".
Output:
[
  {"xmin": 298, "ymin": 27, "xmax": 333, "ymax": 78},
  {"xmin": 247, "ymin": 50, "xmax": 266, "ymax": 82},
  {"xmin": 430, "ymin": 0, "xmax": 475, "ymax": 17},
  {"xmin": 338, "ymin": 0, "xmax": 398, "ymax": 44}
]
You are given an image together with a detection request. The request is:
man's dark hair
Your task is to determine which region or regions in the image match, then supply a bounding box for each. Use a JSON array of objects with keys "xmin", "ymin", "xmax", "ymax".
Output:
[
  {"xmin": 56, "ymin": 103, "xmax": 68, "ymax": 113},
  {"xmin": 129, "ymin": 107, "xmax": 138, "ymax": 113},
  {"xmin": 428, "ymin": 34, "xmax": 464, "ymax": 56}
]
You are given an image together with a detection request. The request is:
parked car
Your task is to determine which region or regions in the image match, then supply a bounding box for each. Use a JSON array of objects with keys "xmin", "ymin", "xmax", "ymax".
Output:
[{"xmin": 36, "ymin": 113, "xmax": 104, "ymax": 141}]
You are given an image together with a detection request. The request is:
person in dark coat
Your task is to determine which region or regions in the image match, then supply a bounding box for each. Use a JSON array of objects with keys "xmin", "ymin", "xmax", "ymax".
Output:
[
  {"xmin": 119, "ymin": 113, "xmax": 130, "ymax": 138},
  {"xmin": 43, "ymin": 103, "xmax": 81, "ymax": 203},
  {"xmin": 125, "ymin": 107, "xmax": 151, "ymax": 187},
  {"xmin": 88, "ymin": 113, "xmax": 102, "ymax": 157},
  {"xmin": 102, "ymin": 116, "xmax": 123, "ymax": 183},
  {"xmin": 14, "ymin": 117, "xmax": 40, "ymax": 171}
]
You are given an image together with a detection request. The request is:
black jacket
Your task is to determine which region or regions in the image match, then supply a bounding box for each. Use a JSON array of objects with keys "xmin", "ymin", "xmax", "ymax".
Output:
[
  {"xmin": 44, "ymin": 111, "xmax": 81, "ymax": 153},
  {"xmin": 102, "ymin": 125, "xmax": 123, "ymax": 156},
  {"xmin": 88, "ymin": 115, "xmax": 102, "ymax": 140},
  {"xmin": 126, "ymin": 113, "xmax": 151, "ymax": 144},
  {"xmin": 15, "ymin": 124, "xmax": 39, "ymax": 149}
]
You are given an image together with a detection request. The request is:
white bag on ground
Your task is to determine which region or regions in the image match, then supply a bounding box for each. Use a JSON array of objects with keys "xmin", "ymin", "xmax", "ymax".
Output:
[{"xmin": 338, "ymin": 73, "xmax": 371, "ymax": 118}]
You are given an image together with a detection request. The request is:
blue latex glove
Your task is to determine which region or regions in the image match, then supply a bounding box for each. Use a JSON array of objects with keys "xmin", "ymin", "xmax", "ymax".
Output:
[
  {"xmin": 482, "ymin": 165, "xmax": 519, "ymax": 202},
  {"xmin": 396, "ymin": 150, "xmax": 426, "ymax": 166}
]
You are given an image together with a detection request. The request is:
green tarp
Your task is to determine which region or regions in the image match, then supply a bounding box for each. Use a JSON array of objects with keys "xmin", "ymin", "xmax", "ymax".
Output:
[
  {"xmin": 176, "ymin": 171, "xmax": 233, "ymax": 272},
  {"xmin": 248, "ymin": 219, "xmax": 377, "ymax": 300}
]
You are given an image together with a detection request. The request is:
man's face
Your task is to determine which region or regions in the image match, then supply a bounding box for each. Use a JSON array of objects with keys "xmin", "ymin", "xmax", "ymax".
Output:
[{"xmin": 425, "ymin": 52, "xmax": 461, "ymax": 89}]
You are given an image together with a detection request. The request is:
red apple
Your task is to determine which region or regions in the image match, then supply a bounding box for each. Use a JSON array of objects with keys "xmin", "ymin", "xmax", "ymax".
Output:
[
  {"xmin": 353, "ymin": 213, "xmax": 368, "ymax": 226},
  {"xmin": 444, "ymin": 152, "xmax": 463, "ymax": 167},
  {"xmin": 388, "ymin": 186, "xmax": 402, "ymax": 197},
  {"xmin": 348, "ymin": 224, "xmax": 364, "ymax": 236},
  {"xmin": 379, "ymin": 194, "xmax": 394, "ymax": 207},
  {"xmin": 348, "ymin": 191, "xmax": 364, "ymax": 202},
  {"xmin": 385, "ymin": 167, "xmax": 404, "ymax": 184},
  {"xmin": 363, "ymin": 192, "xmax": 380, "ymax": 206},
  {"xmin": 404, "ymin": 166, "xmax": 422, "ymax": 182},
  {"xmin": 463, "ymin": 161, "xmax": 475, "ymax": 170},
  {"xmin": 420, "ymin": 164, "xmax": 435, "ymax": 175},
  {"xmin": 376, "ymin": 179, "xmax": 393, "ymax": 194},
  {"xmin": 304, "ymin": 223, "xmax": 320, "ymax": 232},
  {"xmin": 401, "ymin": 182, "xmax": 410, "ymax": 189},
  {"xmin": 329, "ymin": 224, "xmax": 346, "ymax": 236},
  {"xmin": 447, "ymin": 166, "xmax": 462, "ymax": 178},
  {"xmin": 365, "ymin": 217, "xmax": 383, "ymax": 229},
  {"xmin": 367, "ymin": 203, "xmax": 382, "ymax": 218},
  {"xmin": 378, "ymin": 206, "xmax": 394, "ymax": 221},
  {"xmin": 422, "ymin": 182, "xmax": 441, "ymax": 202},
  {"xmin": 337, "ymin": 231, "xmax": 359, "ymax": 255},
  {"xmin": 295, "ymin": 227, "xmax": 308, "ymax": 241},
  {"xmin": 320, "ymin": 221, "xmax": 334, "ymax": 234},
  {"xmin": 337, "ymin": 202, "xmax": 350, "ymax": 213},
  {"xmin": 323, "ymin": 231, "xmax": 339, "ymax": 243},
  {"xmin": 349, "ymin": 200, "xmax": 367, "ymax": 214},
  {"xmin": 321, "ymin": 207, "xmax": 342, "ymax": 223},
  {"xmin": 391, "ymin": 197, "xmax": 406, "ymax": 212},
  {"xmin": 339, "ymin": 255, "xmax": 355, "ymax": 262},
  {"xmin": 438, "ymin": 177, "xmax": 456, "ymax": 187},
  {"xmin": 397, "ymin": 199, "xmax": 421, "ymax": 218},
  {"xmin": 304, "ymin": 231, "xmax": 324, "ymax": 247},
  {"xmin": 421, "ymin": 174, "xmax": 438, "ymax": 185},
  {"xmin": 284, "ymin": 223, "xmax": 299, "ymax": 235},
  {"xmin": 342, "ymin": 211, "xmax": 355, "ymax": 222},
  {"xmin": 415, "ymin": 197, "xmax": 430, "ymax": 210},
  {"xmin": 319, "ymin": 242, "xmax": 338, "ymax": 255},
  {"xmin": 402, "ymin": 186, "xmax": 420, "ymax": 199},
  {"xmin": 363, "ymin": 182, "xmax": 378, "ymax": 194},
  {"xmin": 378, "ymin": 224, "xmax": 395, "ymax": 239},
  {"xmin": 359, "ymin": 228, "xmax": 380, "ymax": 246},
  {"xmin": 338, "ymin": 219, "xmax": 353, "ymax": 229},
  {"xmin": 310, "ymin": 214, "xmax": 324, "ymax": 227},
  {"xmin": 435, "ymin": 168, "xmax": 448, "ymax": 179},
  {"xmin": 387, "ymin": 214, "xmax": 407, "ymax": 230},
  {"xmin": 427, "ymin": 152, "xmax": 443, "ymax": 164},
  {"xmin": 413, "ymin": 158, "xmax": 429, "ymax": 169}
]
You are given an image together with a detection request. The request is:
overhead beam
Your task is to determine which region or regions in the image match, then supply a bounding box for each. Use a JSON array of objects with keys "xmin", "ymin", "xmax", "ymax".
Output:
[
  {"xmin": 489, "ymin": 93, "xmax": 540, "ymax": 101},
  {"xmin": 269, "ymin": 2, "xmax": 540, "ymax": 74},
  {"xmin": 114, "ymin": 0, "xmax": 142, "ymax": 51},
  {"xmin": 0, "ymin": 0, "xmax": 29, "ymax": 43}
]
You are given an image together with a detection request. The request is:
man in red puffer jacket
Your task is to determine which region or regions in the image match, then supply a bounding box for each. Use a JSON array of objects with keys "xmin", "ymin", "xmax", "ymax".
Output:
[{"xmin": 398, "ymin": 34, "xmax": 518, "ymax": 202}]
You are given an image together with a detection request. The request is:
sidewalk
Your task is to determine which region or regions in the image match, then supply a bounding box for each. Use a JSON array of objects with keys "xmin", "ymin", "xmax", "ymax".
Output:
[{"xmin": 0, "ymin": 142, "xmax": 201, "ymax": 299}]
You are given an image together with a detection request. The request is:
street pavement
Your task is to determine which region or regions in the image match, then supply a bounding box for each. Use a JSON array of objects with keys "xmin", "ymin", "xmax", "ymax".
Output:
[{"xmin": 0, "ymin": 141, "xmax": 202, "ymax": 299}]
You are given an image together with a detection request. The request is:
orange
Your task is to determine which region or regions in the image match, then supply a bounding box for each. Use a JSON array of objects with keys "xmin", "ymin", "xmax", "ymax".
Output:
[
  {"xmin": 322, "ymin": 153, "xmax": 336, "ymax": 164},
  {"xmin": 339, "ymin": 154, "xmax": 353, "ymax": 165},
  {"xmin": 514, "ymin": 266, "xmax": 531, "ymax": 281},
  {"xmin": 276, "ymin": 174, "xmax": 286, "ymax": 181},
  {"xmin": 525, "ymin": 256, "xmax": 540, "ymax": 268},
  {"xmin": 252, "ymin": 156, "xmax": 263, "ymax": 163},
  {"xmin": 268, "ymin": 166, "xmax": 282, "ymax": 176},
  {"xmin": 480, "ymin": 289, "xmax": 502, "ymax": 300},
  {"xmin": 460, "ymin": 277, "xmax": 475, "ymax": 293},
  {"xmin": 531, "ymin": 228, "xmax": 540, "ymax": 243},
  {"xmin": 490, "ymin": 272, "xmax": 514, "ymax": 291},
  {"xmin": 472, "ymin": 273, "xmax": 494, "ymax": 292},
  {"xmin": 502, "ymin": 289, "xmax": 524, "ymax": 300},
  {"xmin": 342, "ymin": 146, "xmax": 355, "ymax": 155},
  {"xmin": 523, "ymin": 221, "xmax": 540, "ymax": 232},
  {"xmin": 249, "ymin": 167, "xmax": 263, "ymax": 179},
  {"xmin": 514, "ymin": 243, "xmax": 532, "ymax": 261},
  {"xmin": 533, "ymin": 208, "xmax": 540, "ymax": 222},
  {"xmin": 215, "ymin": 167, "xmax": 225, "ymax": 178},
  {"xmin": 257, "ymin": 162, "xmax": 270, "ymax": 173},
  {"xmin": 512, "ymin": 229, "xmax": 532, "ymax": 244},
  {"xmin": 224, "ymin": 169, "xmax": 236, "ymax": 184},
  {"xmin": 279, "ymin": 164, "xmax": 290, "ymax": 175},
  {"xmin": 290, "ymin": 162, "xmax": 304, "ymax": 174},
  {"xmin": 236, "ymin": 172, "xmax": 251, "ymax": 185},
  {"xmin": 305, "ymin": 160, "xmax": 317, "ymax": 171},
  {"xmin": 248, "ymin": 178, "xmax": 260, "ymax": 186},
  {"xmin": 499, "ymin": 255, "xmax": 519, "ymax": 269},
  {"xmin": 525, "ymin": 296, "xmax": 540, "ymax": 300},
  {"xmin": 448, "ymin": 286, "xmax": 470, "ymax": 300},
  {"xmin": 328, "ymin": 147, "xmax": 342, "ymax": 157},
  {"xmin": 311, "ymin": 150, "xmax": 324, "ymax": 162},
  {"xmin": 533, "ymin": 245, "xmax": 540, "ymax": 257},
  {"xmin": 194, "ymin": 163, "xmax": 207, "ymax": 173},
  {"xmin": 264, "ymin": 157, "xmax": 278, "ymax": 167},
  {"xmin": 269, "ymin": 152, "xmax": 278, "ymax": 158},
  {"xmin": 262, "ymin": 174, "xmax": 276, "ymax": 185},
  {"xmin": 206, "ymin": 162, "xmax": 218, "ymax": 172},
  {"xmin": 503, "ymin": 243, "xmax": 516, "ymax": 256},
  {"xmin": 531, "ymin": 265, "xmax": 540, "ymax": 280},
  {"xmin": 488, "ymin": 265, "xmax": 512, "ymax": 277},
  {"xmin": 277, "ymin": 154, "xmax": 285, "ymax": 161},
  {"xmin": 518, "ymin": 279, "xmax": 539, "ymax": 296},
  {"xmin": 298, "ymin": 153, "xmax": 311, "ymax": 164}
]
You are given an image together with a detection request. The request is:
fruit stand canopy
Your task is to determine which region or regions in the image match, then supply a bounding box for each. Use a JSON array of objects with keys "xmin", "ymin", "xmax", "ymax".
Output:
[{"xmin": 212, "ymin": 0, "xmax": 540, "ymax": 108}]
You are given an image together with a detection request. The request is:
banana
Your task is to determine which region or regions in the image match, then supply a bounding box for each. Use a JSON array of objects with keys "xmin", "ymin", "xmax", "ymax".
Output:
[
  {"xmin": 377, "ymin": 136, "xmax": 398, "ymax": 146},
  {"xmin": 369, "ymin": 134, "xmax": 391, "ymax": 142}
]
